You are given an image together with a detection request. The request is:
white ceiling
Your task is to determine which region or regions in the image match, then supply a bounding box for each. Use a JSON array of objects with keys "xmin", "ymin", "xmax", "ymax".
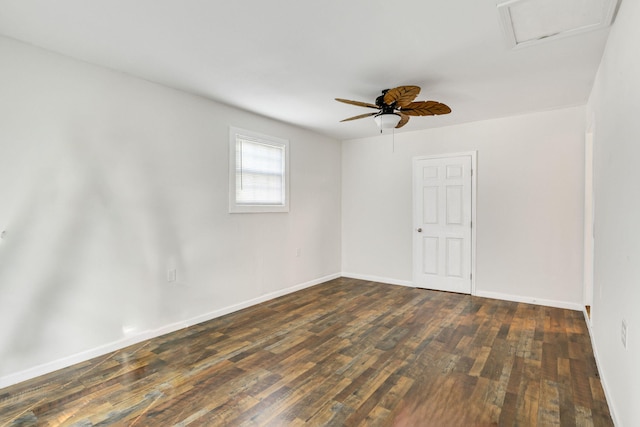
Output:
[{"xmin": 0, "ymin": 0, "xmax": 613, "ymax": 140}]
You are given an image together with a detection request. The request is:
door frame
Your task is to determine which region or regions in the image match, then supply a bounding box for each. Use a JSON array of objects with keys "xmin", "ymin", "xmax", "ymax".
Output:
[
  {"xmin": 584, "ymin": 117, "xmax": 595, "ymax": 323},
  {"xmin": 412, "ymin": 151, "xmax": 477, "ymax": 295}
]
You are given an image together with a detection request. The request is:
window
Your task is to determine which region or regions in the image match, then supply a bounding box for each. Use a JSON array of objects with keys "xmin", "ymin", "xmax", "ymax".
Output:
[{"xmin": 229, "ymin": 127, "xmax": 289, "ymax": 213}]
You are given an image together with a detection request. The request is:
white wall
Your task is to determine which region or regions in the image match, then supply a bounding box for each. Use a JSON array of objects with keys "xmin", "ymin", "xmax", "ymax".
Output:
[
  {"xmin": 0, "ymin": 36, "xmax": 341, "ymax": 386},
  {"xmin": 587, "ymin": 0, "xmax": 640, "ymax": 424},
  {"xmin": 342, "ymin": 107, "xmax": 585, "ymax": 308}
]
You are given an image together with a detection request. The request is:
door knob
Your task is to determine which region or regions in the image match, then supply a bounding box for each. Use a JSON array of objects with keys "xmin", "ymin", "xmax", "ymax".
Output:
[{"xmin": 416, "ymin": 228, "xmax": 422, "ymax": 232}]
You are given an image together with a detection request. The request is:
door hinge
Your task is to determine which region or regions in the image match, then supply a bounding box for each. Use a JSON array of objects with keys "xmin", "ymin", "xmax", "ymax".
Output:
[
  {"xmin": 470, "ymin": 221, "xmax": 472, "ymax": 228},
  {"xmin": 470, "ymin": 273, "xmax": 472, "ymax": 280},
  {"xmin": 471, "ymin": 169, "xmax": 473, "ymax": 176}
]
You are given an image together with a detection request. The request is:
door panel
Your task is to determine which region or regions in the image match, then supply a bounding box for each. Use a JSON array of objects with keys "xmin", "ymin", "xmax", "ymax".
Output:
[
  {"xmin": 413, "ymin": 155, "xmax": 472, "ymax": 294},
  {"xmin": 422, "ymin": 237, "xmax": 439, "ymax": 274},
  {"xmin": 423, "ymin": 187, "xmax": 439, "ymax": 224},
  {"xmin": 446, "ymin": 186, "xmax": 463, "ymax": 224},
  {"xmin": 446, "ymin": 238, "xmax": 463, "ymax": 278}
]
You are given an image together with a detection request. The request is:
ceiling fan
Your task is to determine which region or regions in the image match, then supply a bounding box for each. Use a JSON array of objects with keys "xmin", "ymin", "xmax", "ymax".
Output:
[{"xmin": 336, "ymin": 85, "xmax": 451, "ymax": 130}]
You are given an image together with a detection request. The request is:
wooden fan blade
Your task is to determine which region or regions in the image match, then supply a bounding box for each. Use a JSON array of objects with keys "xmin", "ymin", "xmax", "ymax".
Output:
[
  {"xmin": 400, "ymin": 101, "xmax": 451, "ymax": 116},
  {"xmin": 335, "ymin": 98, "xmax": 379, "ymax": 109},
  {"xmin": 383, "ymin": 86, "xmax": 421, "ymax": 107},
  {"xmin": 396, "ymin": 113, "xmax": 410, "ymax": 129},
  {"xmin": 340, "ymin": 112, "xmax": 377, "ymax": 122}
]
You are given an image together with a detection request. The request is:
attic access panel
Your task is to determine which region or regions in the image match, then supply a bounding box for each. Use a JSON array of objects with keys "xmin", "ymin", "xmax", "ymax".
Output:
[{"xmin": 498, "ymin": 0, "xmax": 618, "ymax": 48}]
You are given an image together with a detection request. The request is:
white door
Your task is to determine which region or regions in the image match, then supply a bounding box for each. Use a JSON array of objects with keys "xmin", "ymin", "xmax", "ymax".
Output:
[{"xmin": 413, "ymin": 155, "xmax": 473, "ymax": 294}]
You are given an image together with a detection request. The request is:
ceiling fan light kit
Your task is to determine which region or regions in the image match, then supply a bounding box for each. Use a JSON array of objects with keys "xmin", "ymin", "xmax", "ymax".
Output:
[
  {"xmin": 336, "ymin": 85, "xmax": 451, "ymax": 131},
  {"xmin": 374, "ymin": 113, "xmax": 402, "ymax": 129}
]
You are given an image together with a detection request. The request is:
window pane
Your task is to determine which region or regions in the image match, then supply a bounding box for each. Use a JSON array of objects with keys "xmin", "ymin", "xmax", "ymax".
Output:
[{"xmin": 236, "ymin": 137, "xmax": 285, "ymax": 205}]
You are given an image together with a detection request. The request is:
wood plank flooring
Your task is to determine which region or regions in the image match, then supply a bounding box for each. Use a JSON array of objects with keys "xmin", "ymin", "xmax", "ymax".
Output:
[{"xmin": 0, "ymin": 278, "xmax": 613, "ymax": 426}]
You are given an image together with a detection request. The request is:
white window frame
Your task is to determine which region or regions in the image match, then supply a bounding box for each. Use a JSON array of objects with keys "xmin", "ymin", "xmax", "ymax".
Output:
[{"xmin": 228, "ymin": 126, "xmax": 290, "ymax": 213}]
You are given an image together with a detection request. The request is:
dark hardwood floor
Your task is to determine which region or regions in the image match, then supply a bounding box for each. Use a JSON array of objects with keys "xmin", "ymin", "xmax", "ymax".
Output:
[{"xmin": 0, "ymin": 278, "xmax": 613, "ymax": 426}]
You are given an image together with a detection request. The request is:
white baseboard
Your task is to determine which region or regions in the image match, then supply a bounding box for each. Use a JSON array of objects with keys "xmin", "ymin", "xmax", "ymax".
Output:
[
  {"xmin": 341, "ymin": 272, "xmax": 414, "ymax": 288},
  {"xmin": 474, "ymin": 290, "xmax": 583, "ymax": 311},
  {"xmin": 181, "ymin": 272, "xmax": 341, "ymax": 328},
  {"xmin": 0, "ymin": 273, "xmax": 340, "ymax": 390},
  {"xmin": 581, "ymin": 309, "xmax": 619, "ymax": 426},
  {"xmin": 340, "ymin": 275, "xmax": 584, "ymax": 312}
]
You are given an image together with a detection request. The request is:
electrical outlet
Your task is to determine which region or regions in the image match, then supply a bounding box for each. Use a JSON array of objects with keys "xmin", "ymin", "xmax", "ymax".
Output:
[
  {"xmin": 296, "ymin": 248, "xmax": 302, "ymax": 257},
  {"xmin": 621, "ymin": 319, "xmax": 628, "ymax": 349},
  {"xmin": 167, "ymin": 269, "xmax": 177, "ymax": 282}
]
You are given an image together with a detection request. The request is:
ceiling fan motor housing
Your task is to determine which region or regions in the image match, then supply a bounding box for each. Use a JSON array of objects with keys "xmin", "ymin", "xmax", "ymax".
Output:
[{"xmin": 376, "ymin": 90, "xmax": 396, "ymax": 114}]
